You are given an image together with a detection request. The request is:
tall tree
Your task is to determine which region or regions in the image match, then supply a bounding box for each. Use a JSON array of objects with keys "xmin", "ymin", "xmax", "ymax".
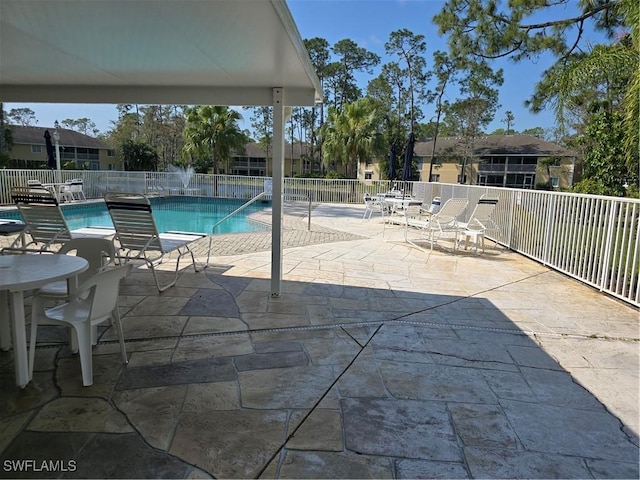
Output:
[
  {"xmin": 249, "ymin": 106, "xmax": 273, "ymax": 175},
  {"xmin": 434, "ymin": 0, "xmax": 638, "ymax": 192},
  {"xmin": 7, "ymin": 108, "xmax": 37, "ymax": 126},
  {"xmin": 425, "ymin": 50, "xmax": 458, "ymax": 182},
  {"xmin": 384, "ymin": 29, "xmax": 428, "ymax": 132},
  {"xmin": 434, "ymin": 0, "xmax": 621, "ymax": 62},
  {"xmin": 321, "ymin": 98, "xmax": 385, "ymax": 178},
  {"xmin": 443, "ymin": 61, "xmax": 503, "ymax": 183},
  {"xmin": 574, "ymin": 106, "xmax": 629, "ymax": 196},
  {"xmin": 502, "ymin": 111, "xmax": 515, "ymax": 135},
  {"xmin": 182, "ymin": 106, "xmax": 248, "ymax": 174},
  {"xmin": 328, "ymin": 39, "xmax": 380, "ymax": 113},
  {"xmin": 61, "ymin": 118, "xmax": 98, "ymax": 136}
]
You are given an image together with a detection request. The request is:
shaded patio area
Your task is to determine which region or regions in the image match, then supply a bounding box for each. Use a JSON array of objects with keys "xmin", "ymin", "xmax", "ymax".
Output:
[{"xmin": 0, "ymin": 203, "xmax": 638, "ymax": 479}]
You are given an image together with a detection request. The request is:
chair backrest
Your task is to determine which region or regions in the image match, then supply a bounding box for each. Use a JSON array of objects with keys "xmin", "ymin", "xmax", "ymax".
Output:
[
  {"xmin": 69, "ymin": 179, "xmax": 83, "ymax": 194},
  {"xmin": 104, "ymin": 192, "xmax": 163, "ymax": 252},
  {"xmin": 427, "ymin": 196, "xmax": 441, "ymax": 214},
  {"xmin": 467, "ymin": 198, "xmax": 498, "ymax": 231},
  {"xmin": 72, "ymin": 264, "xmax": 132, "ymax": 322},
  {"xmin": 11, "ymin": 186, "xmax": 72, "ymax": 246},
  {"xmin": 59, "ymin": 238, "xmax": 116, "ymax": 285},
  {"xmin": 434, "ymin": 198, "xmax": 468, "ymax": 222}
]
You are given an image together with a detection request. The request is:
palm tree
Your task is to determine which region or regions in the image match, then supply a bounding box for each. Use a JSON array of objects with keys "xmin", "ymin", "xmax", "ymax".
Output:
[
  {"xmin": 321, "ymin": 99, "xmax": 385, "ymax": 178},
  {"xmin": 550, "ymin": 0, "xmax": 638, "ymax": 175},
  {"xmin": 182, "ymin": 106, "xmax": 248, "ymax": 174}
]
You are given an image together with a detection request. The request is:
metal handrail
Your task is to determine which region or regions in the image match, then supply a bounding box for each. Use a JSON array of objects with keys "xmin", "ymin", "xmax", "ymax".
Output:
[
  {"xmin": 211, "ymin": 191, "xmax": 269, "ymax": 233},
  {"xmin": 283, "ymin": 193, "xmax": 312, "ymax": 231}
]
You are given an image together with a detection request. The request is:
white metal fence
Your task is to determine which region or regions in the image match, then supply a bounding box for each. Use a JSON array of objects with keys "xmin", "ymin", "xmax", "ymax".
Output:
[{"xmin": 1, "ymin": 169, "xmax": 638, "ymax": 307}]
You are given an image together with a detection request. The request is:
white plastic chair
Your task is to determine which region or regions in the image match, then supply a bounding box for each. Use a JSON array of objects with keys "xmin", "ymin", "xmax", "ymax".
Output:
[
  {"xmin": 58, "ymin": 181, "xmax": 74, "ymax": 203},
  {"xmin": 29, "ymin": 264, "xmax": 132, "ymax": 386},
  {"xmin": 362, "ymin": 194, "xmax": 383, "ymax": 220},
  {"xmin": 69, "ymin": 179, "xmax": 86, "ymax": 201},
  {"xmin": 34, "ymin": 238, "xmax": 117, "ymax": 298}
]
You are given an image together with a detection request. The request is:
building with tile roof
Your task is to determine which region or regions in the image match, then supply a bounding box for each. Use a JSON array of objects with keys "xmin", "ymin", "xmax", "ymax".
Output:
[
  {"xmin": 360, "ymin": 134, "xmax": 578, "ymax": 190},
  {"xmin": 7, "ymin": 125, "xmax": 118, "ymax": 170}
]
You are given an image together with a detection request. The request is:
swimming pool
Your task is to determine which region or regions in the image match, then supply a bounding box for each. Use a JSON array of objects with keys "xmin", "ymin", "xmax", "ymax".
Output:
[{"xmin": 3, "ymin": 196, "xmax": 271, "ymax": 235}]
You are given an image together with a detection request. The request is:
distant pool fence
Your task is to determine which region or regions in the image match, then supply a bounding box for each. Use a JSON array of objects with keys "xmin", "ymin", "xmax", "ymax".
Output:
[{"xmin": 0, "ymin": 169, "xmax": 638, "ymax": 307}]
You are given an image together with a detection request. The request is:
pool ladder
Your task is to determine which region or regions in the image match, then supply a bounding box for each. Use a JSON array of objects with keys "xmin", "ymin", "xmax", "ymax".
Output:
[{"xmin": 211, "ymin": 192, "xmax": 269, "ymax": 234}]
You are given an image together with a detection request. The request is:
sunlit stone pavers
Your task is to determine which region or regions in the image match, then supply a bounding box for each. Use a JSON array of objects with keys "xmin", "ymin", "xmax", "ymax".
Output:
[{"xmin": 0, "ymin": 202, "xmax": 638, "ymax": 479}]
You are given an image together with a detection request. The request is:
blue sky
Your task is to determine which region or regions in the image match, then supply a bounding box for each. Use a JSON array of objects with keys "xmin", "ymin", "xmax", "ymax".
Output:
[{"xmin": 5, "ymin": 0, "xmax": 606, "ymax": 136}]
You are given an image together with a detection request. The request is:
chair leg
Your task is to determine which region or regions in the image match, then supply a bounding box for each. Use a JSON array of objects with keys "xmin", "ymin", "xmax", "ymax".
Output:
[
  {"xmin": 73, "ymin": 324, "xmax": 94, "ymax": 386},
  {"xmin": 112, "ymin": 310, "xmax": 128, "ymax": 365}
]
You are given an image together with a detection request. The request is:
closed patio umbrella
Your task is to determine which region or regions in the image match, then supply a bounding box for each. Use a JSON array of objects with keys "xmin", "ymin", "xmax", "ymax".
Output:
[
  {"xmin": 387, "ymin": 143, "xmax": 397, "ymax": 180},
  {"xmin": 402, "ymin": 132, "xmax": 415, "ymax": 182},
  {"xmin": 44, "ymin": 130, "xmax": 56, "ymax": 169}
]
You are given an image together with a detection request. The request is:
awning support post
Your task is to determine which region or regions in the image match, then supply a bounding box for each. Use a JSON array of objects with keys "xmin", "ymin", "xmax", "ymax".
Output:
[{"xmin": 271, "ymin": 87, "xmax": 285, "ymax": 297}]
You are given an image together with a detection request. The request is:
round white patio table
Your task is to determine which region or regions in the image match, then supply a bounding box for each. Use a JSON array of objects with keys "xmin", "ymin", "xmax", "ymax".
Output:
[{"xmin": 0, "ymin": 254, "xmax": 88, "ymax": 388}]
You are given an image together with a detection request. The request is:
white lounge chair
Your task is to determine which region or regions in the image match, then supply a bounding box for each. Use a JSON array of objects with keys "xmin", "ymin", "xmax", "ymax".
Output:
[
  {"xmin": 105, "ymin": 192, "xmax": 209, "ymax": 291},
  {"xmin": 4, "ymin": 186, "xmax": 73, "ymax": 252},
  {"xmin": 457, "ymin": 197, "xmax": 499, "ymax": 253},
  {"xmin": 404, "ymin": 197, "xmax": 469, "ymax": 251}
]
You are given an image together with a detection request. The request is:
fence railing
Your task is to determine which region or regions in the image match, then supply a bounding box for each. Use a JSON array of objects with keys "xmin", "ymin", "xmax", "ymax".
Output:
[{"xmin": 0, "ymin": 169, "xmax": 637, "ymax": 307}]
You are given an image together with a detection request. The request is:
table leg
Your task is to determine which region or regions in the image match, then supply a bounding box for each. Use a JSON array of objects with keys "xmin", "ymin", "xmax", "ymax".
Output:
[
  {"xmin": 8, "ymin": 291, "xmax": 29, "ymax": 388},
  {"xmin": 0, "ymin": 291, "xmax": 11, "ymax": 351}
]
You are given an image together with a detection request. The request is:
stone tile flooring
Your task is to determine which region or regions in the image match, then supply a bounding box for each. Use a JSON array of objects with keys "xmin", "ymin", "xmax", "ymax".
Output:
[{"xmin": 0, "ymin": 202, "xmax": 638, "ymax": 479}]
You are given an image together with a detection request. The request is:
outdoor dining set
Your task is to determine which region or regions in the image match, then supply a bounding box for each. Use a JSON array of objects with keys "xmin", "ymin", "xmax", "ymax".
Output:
[
  {"xmin": 0, "ymin": 184, "xmax": 210, "ymax": 390},
  {"xmin": 27, "ymin": 177, "xmax": 86, "ymax": 203},
  {"xmin": 363, "ymin": 190, "xmax": 500, "ymax": 254}
]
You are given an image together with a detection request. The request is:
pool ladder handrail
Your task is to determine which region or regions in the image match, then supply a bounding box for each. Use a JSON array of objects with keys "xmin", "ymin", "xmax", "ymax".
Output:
[
  {"xmin": 205, "ymin": 192, "xmax": 269, "ymax": 267},
  {"xmin": 210, "ymin": 191, "xmax": 269, "ymax": 234}
]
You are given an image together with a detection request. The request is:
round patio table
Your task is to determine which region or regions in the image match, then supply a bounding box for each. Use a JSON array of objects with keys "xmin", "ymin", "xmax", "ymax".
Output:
[{"xmin": 0, "ymin": 254, "xmax": 88, "ymax": 388}]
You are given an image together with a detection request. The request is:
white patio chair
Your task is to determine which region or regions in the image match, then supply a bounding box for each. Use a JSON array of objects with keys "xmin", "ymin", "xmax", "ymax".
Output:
[
  {"xmin": 33, "ymin": 237, "xmax": 117, "ymax": 298},
  {"xmin": 69, "ymin": 179, "xmax": 86, "ymax": 201},
  {"xmin": 29, "ymin": 264, "xmax": 132, "ymax": 386},
  {"xmin": 404, "ymin": 197, "xmax": 469, "ymax": 251},
  {"xmin": 30, "ymin": 237, "xmax": 118, "ymax": 352},
  {"xmin": 57, "ymin": 181, "xmax": 74, "ymax": 203},
  {"xmin": 362, "ymin": 194, "xmax": 383, "ymax": 221},
  {"xmin": 457, "ymin": 197, "xmax": 499, "ymax": 253},
  {"xmin": 105, "ymin": 192, "xmax": 209, "ymax": 291}
]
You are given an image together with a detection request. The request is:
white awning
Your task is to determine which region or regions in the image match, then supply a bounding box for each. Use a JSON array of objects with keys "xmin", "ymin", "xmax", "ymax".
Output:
[
  {"xmin": 0, "ymin": 0, "xmax": 322, "ymax": 296},
  {"xmin": 0, "ymin": 0, "xmax": 322, "ymax": 106}
]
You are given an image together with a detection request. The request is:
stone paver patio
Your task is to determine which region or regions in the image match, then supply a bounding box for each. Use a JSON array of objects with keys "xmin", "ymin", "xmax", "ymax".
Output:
[{"xmin": 0, "ymin": 202, "xmax": 638, "ymax": 479}]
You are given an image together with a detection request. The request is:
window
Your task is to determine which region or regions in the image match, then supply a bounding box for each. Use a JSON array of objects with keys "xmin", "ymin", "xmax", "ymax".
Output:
[
  {"xmin": 430, "ymin": 174, "xmax": 440, "ymax": 182},
  {"xmin": 364, "ymin": 171, "xmax": 373, "ymax": 180},
  {"xmin": 61, "ymin": 147, "xmax": 75, "ymax": 160},
  {"xmin": 107, "ymin": 149, "xmax": 115, "ymax": 157},
  {"xmin": 31, "ymin": 145, "xmax": 42, "ymax": 153},
  {"xmin": 77, "ymin": 160, "xmax": 100, "ymax": 170},
  {"xmin": 77, "ymin": 148, "xmax": 99, "ymax": 160},
  {"xmin": 457, "ymin": 174, "xmax": 467, "ymax": 184},
  {"xmin": 551, "ymin": 177, "xmax": 559, "ymax": 188}
]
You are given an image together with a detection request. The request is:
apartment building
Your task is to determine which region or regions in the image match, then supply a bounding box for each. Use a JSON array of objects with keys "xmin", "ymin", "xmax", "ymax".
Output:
[{"xmin": 7, "ymin": 125, "xmax": 118, "ymax": 170}]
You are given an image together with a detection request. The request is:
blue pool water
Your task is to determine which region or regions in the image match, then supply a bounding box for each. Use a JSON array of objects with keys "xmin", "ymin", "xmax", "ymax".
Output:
[{"xmin": 4, "ymin": 196, "xmax": 271, "ymax": 235}]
